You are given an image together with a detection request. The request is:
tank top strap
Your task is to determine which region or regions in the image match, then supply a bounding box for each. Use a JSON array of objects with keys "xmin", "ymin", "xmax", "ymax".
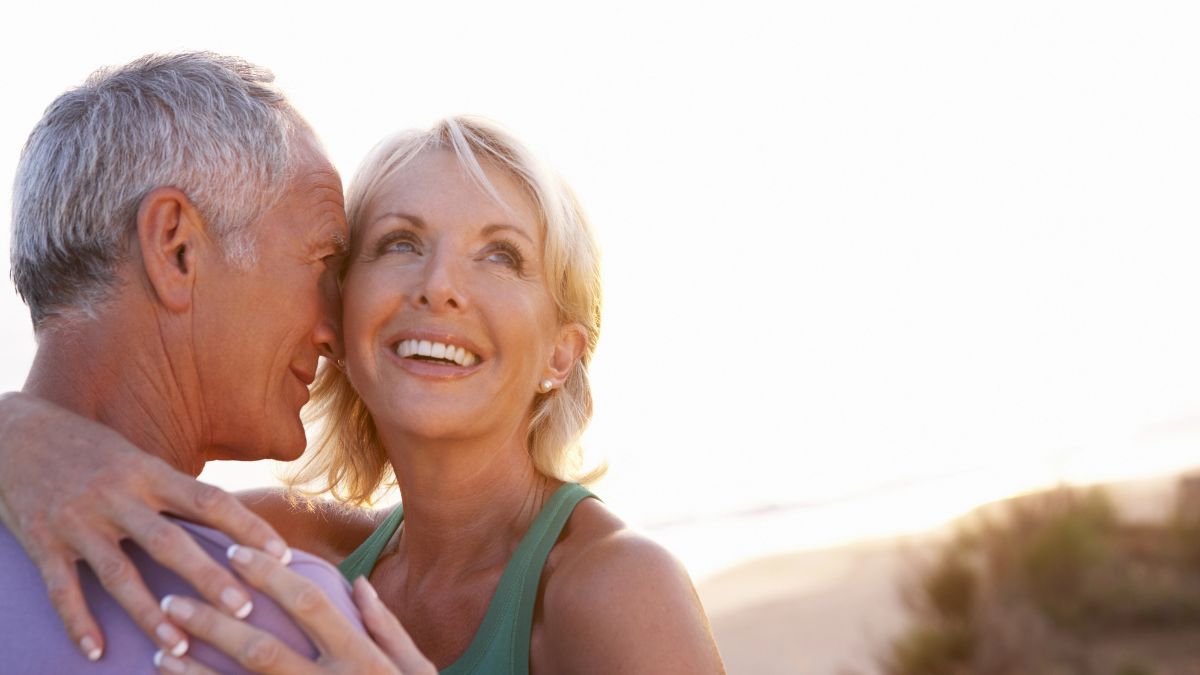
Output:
[
  {"xmin": 508, "ymin": 483, "xmax": 595, "ymax": 670},
  {"xmin": 338, "ymin": 503, "xmax": 404, "ymax": 582},
  {"xmin": 444, "ymin": 482, "xmax": 596, "ymax": 675}
]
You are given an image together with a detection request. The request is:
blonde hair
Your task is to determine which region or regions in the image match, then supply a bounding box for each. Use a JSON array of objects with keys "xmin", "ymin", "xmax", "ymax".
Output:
[{"xmin": 288, "ymin": 116, "xmax": 603, "ymax": 505}]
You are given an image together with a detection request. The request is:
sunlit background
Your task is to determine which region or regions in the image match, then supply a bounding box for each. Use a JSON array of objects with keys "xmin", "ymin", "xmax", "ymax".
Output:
[{"xmin": 4, "ymin": 1, "xmax": 1200, "ymax": 651}]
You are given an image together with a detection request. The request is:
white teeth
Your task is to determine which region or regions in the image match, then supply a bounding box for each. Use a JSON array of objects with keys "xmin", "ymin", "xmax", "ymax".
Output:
[{"xmin": 395, "ymin": 339, "xmax": 480, "ymax": 367}]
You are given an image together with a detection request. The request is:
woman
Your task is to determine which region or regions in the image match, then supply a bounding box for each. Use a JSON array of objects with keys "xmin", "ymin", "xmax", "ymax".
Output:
[{"xmin": 0, "ymin": 117, "xmax": 724, "ymax": 674}]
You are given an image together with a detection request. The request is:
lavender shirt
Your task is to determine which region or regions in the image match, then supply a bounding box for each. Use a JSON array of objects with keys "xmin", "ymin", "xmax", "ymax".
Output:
[{"xmin": 0, "ymin": 518, "xmax": 364, "ymax": 673}]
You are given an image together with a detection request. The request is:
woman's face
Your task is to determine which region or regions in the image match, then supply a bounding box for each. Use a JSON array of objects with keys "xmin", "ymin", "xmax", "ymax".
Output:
[{"xmin": 340, "ymin": 149, "xmax": 576, "ymax": 444}]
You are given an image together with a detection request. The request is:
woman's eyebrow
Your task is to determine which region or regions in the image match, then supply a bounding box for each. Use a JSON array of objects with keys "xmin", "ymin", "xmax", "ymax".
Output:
[
  {"xmin": 481, "ymin": 223, "xmax": 534, "ymax": 244},
  {"xmin": 369, "ymin": 212, "xmax": 426, "ymax": 230}
]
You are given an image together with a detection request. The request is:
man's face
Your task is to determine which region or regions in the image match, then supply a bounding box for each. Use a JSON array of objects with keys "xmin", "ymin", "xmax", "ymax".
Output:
[{"xmin": 193, "ymin": 133, "xmax": 347, "ymax": 462}]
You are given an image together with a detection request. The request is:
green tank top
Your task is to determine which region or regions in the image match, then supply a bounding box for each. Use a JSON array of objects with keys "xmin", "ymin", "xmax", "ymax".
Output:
[{"xmin": 338, "ymin": 483, "xmax": 596, "ymax": 675}]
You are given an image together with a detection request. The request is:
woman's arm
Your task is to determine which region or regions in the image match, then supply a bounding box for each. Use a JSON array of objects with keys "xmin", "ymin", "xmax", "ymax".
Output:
[
  {"xmin": 0, "ymin": 391, "xmax": 292, "ymax": 661},
  {"xmin": 540, "ymin": 521, "xmax": 726, "ymax": 674},
  {"xmin": 155, "ymin": 545, "xmax": 435, "ymax": 675}
]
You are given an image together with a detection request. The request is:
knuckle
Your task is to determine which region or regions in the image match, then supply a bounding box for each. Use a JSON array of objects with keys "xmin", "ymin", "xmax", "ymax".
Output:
[
  {"xmin": 185, "ymin": 603, "xmax": 219, "ymax": 635},
  {"xmin": 21, "ymin": 517, "xmax": 55, "ymax": 554},
  {"xmin": 94, "ymin": 555, "xmax": 131, "ymax": 587},
  {"xmin": 240, "ymin": 635, "xmax": 283, "ymax": 670},
  {"xmin": 192, "ymin": 483, "xmax": 227, "ymax": 512},
  {"xmin": 44, "ymin": 575, "xmax": 76, "ymax": 608},
  {"xmin": 143, "ymin": 521, "xmax": 182, "ymax": 553},
  {"xmin": 291, "ymin": 581, "xmax": 326, "ymax": 615}
]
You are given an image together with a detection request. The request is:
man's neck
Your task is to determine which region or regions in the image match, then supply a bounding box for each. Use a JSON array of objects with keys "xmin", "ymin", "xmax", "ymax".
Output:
[{"xmin": 24, "ymin": 317, "xmax": 207, "ymax": 477}]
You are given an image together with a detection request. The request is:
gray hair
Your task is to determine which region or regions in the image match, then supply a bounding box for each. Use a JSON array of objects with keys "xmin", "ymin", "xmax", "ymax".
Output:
[{"xmin": 11, "ymin": 51, "xmax": 305, "ymax": 328}]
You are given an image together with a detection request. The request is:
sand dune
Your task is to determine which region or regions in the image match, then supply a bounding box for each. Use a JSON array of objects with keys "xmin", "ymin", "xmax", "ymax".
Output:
[{"xmin": 698, "ymin": 536, "xmax": 925, "ymax": 675}]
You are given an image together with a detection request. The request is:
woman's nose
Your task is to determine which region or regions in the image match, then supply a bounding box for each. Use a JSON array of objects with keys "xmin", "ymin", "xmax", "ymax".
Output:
[{"xmin": 414, "ymin": 250, "xmax": 467, "ymax": 312}]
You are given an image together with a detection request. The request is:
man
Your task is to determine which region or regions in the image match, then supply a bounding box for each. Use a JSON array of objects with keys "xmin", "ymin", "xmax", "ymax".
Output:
[{"xmin": 1, "ymin": 52, "xmax": 358, "ymax": 672}]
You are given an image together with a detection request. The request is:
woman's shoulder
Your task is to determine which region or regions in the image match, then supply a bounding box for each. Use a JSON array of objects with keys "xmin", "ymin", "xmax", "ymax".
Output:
[
  {"xmin": 236, "ymin": 488, "xmax": 388, "ymax": 564},
  {"xmin": 537, "ymin": 497, "xmax": 725, "ymax": 673},
  {"xmin": 545, "ymin": 497, "xmax": 681, "ymax": 593}
]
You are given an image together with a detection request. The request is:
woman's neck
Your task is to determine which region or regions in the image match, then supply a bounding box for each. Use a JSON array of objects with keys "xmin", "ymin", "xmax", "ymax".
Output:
[{"xmin": 380, "ymin": 422, "xmax": 561, "ymax": 578}]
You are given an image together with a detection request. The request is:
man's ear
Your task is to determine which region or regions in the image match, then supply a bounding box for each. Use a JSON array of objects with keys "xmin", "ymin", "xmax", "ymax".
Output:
[
  {"xmin": 136, "ymin": 187, "xmax": 207, "ymax": 312},
  {"xmin": 544, "ymin": 322, "xmax": 588, "ymax": 386}
]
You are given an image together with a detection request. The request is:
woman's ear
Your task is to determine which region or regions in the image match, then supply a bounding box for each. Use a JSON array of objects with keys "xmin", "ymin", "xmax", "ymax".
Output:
[
  {"xmin": 544, "ymin": 322, "xmax": 588, "ymax": 386},
  {"xmin": 136, "ymin": 187, "xmax": 208, "ymax": 313}
]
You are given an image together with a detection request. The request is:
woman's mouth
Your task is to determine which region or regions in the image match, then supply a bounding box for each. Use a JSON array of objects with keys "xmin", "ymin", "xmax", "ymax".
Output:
[{"xmin": 394, "ymin": 339, "xmax": 480, "ymax": 367}]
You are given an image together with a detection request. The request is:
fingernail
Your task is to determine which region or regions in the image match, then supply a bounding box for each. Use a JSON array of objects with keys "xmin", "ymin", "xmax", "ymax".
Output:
[
  {"xmin": 226, "ymin": 544, "xmax": 253, "ymax": 564},
  {"xmin": 154, "ymin": 649, "xmax": 187, "ymax": 674},
  {"xmin": 221, "ymin": 586, "xmax": 254, "ymax": 619},
  {"xmin": 356, "ymin": 576, "xmax": 379, "ymax": 601},
  {"xmin": 265, "ymin": 538, "xmax": 290, "ymax": 562},
  {"xmin": 155, "ymin": 622, "xmax": 188, "ymax": 656},
  {"xmin": 161, "ymin": 595, "xmax": 194, "ymax": 621},
  {"xmin": 80, "ymin": 635, "xmax": 102, "ymax": 661}
]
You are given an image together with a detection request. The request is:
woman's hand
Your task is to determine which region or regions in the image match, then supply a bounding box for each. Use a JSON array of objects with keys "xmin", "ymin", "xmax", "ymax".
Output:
[
  {"xmin": 0, "ymin": 391, "xmax": 292, "ymax": 661},
  {"xmin": 154, "ymin": 546, "xmax": 436, "ymax": 674}
]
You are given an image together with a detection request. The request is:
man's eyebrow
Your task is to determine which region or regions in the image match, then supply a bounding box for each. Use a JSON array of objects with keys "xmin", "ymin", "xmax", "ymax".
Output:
[
  {"xmin": 481, "ymin": 223, "xmax": 534, "ymax": 245},
  {"xmin": 330, "ymin": 232, "xmax": 349, "ymax": 255},
  {"xmin": 313, "ymin": 230, "xmax": 348, "ymax": 256}
]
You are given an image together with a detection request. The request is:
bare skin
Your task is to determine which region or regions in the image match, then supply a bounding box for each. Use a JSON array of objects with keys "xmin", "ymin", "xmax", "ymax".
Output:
[
  {"xmin": 0, "ymin": 128, "xmax": 433, "ymax": 673},
  {"xmin": 0, "ymin": 139, "xmax": 724, "ymax": 674}
]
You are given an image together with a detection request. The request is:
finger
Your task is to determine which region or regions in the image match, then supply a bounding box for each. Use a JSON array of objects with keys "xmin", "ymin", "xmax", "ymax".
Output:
[
  {"xmin": 353, "ymin": 577, "xmax": 435, "ymax": 674},
  {"xmin": 115, "ymin": 507, "xmax": 255, "ymax": 619},
  {"xmin": 30, "ymin": 547, "xmax": 104, "ymax": 661},
  {"xmin": 153, "ymin": 650, "xmax": 221, "ymax": 675},
  {"xmin": 72, "ymin": 531, "xmax": 190, "ymax": 658},
  {"xmin": 153, "ymin": 471, "xmax": 290, "ymax": 562},
  {"xmin": 161, "ymin": 595, "xmax": 315, "ymax": 675},
  {"xmin": 226, "ymin": 545, "xmax": 358, "ymax": 654}
]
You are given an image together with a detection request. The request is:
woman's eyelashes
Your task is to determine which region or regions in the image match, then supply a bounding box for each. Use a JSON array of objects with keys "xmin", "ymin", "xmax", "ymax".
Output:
[
  {"xmin": 375, "ymin": 230, "xmax": 422, "ymax": 256},
  {"xmin": 481, "ymin": 239, "xmax": 526, "ymax": 273}
]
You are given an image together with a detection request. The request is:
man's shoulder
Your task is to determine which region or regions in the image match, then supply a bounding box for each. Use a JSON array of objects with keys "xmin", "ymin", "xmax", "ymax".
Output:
[
  {"xmin": 0, "ymin": 518, "xmax": 362, "ymax": 673},
  {"xmin": 175, "ymin": 518, "xmax": 351, "ymax": 587}
]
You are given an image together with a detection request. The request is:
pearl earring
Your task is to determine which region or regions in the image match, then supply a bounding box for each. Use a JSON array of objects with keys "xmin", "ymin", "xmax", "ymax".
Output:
[{"xmin": 538, "ymin": 379, "xmax": 554, "ymax": 393}]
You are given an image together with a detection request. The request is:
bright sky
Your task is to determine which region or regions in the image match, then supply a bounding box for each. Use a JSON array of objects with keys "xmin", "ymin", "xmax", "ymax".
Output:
[{"xmin": 3, "ymin": 2, "xmax": 1200, "ymax": 573}]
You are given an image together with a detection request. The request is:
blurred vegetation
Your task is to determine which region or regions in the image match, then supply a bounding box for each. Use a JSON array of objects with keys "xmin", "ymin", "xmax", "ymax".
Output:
[{"xmin": 881, "ymin": 477, "xmax": 1200, "ymax": 675}]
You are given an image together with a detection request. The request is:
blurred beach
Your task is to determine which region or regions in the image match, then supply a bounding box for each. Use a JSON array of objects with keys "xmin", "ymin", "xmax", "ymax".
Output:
[{"xmin": 666, "ymin": 473, "xmax": 1192, "ymax": 675}]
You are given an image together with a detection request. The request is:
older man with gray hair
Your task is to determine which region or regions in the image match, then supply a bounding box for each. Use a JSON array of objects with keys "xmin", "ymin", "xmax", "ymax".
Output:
[{"xmin": 0, "ymin": 52, "xmax": 420, "ymax": 673}]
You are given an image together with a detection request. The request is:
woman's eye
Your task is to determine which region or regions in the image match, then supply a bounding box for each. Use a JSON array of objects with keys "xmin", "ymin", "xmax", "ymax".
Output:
[
  {"xmin": 483, "ymin": 242, "xmax": 524, "ymax": 270},
  {"xmin": 379, "ymin": 233, "xmax": 421, "ymax": 255},
  {"xmin": 486, "ymin": 250, "xmax": 518, "ymax": 266}
]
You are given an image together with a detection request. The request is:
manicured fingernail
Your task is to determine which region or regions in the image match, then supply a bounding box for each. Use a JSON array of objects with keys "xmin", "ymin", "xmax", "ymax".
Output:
[
  {"xmin": 154, "ymin": 649, "xmax": 187, "ymax": 674},
  {"xmin": 155, "ymin": 622, "xmax": 188, "ymax": 656},
  {"xmin": 226, "ymin": 544, "xmax": 253, "ymax": 564},
  {"xmin": 80, "ymin": 635, "xmax": 102, "ymax": 661},
  {"xmin": 161, "ymin": 595, "xmax": 194, "ymax": 621},
  {"xmin": 265, "ymin": 538, "xmax": 290, "ymax": 562},
  {"xmin": 221, "ymin": 586, "xmax": 253, "ymax": 619},
  {"xmin": 356, "ymin": 576, "xmax": 378, "ymax": 601}
]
